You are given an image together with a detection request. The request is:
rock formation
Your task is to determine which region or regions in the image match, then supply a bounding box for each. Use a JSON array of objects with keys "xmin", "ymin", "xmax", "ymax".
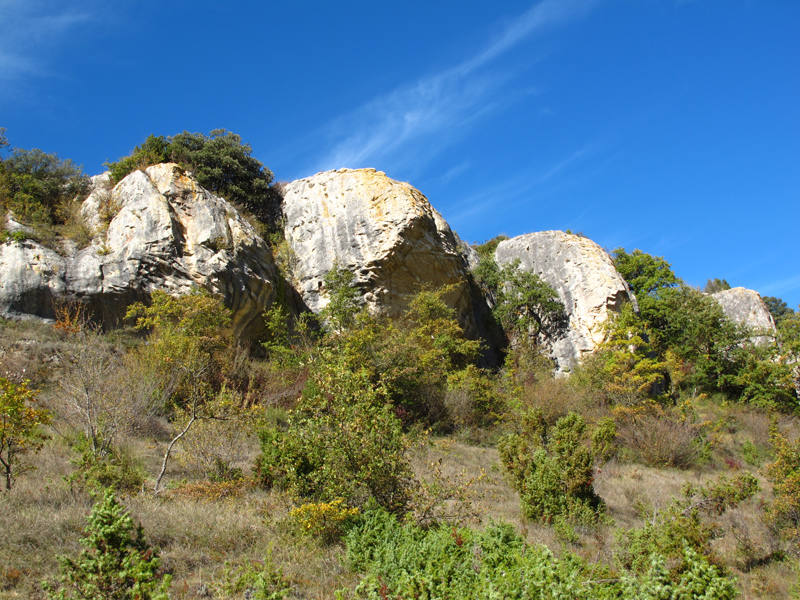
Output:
[
  {"xmin": 280, "ymin": 168, "xmax": 495, "ymax": 342},
  {"xmin": 0, "ymin": 164, "xmax": 281, "ymax": 338},
  {"xmin": 494, "ymin": 231, "xmax": 635, "ymax": 371},
  {"xmin": 712, "ymin": 287, "xmax": 776, "ymax": 344}
]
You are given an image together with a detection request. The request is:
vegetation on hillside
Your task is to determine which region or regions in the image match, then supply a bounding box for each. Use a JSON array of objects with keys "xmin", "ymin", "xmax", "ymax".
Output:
[
  {"xmin": 2, "ymin": 133, "xmax": 800, "ymax": 598},
  {"xmin": 105, "ymin": 130, "xmax": 282, "ymax": 226}
]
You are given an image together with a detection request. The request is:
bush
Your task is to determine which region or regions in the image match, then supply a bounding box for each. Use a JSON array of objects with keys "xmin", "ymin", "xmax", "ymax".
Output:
[
  {"xmin": 217, "ymin": 553, "xmax": 291, "ymax": 600},
  {"xmin": 498, "ymin": 410, "xmax": 603, "ymax": 526},
  {"xmin": 444, "ymin": 365, "xmax": 504, "ymax": 430},
  {"xmin": 126, "ymin": 288, "xmax": 233, "ymax": 407},
  {"xmin": 67, "ymin": 435, "xmax": 145, "ymax": 493},
  {"xmin": 473, "ymin": 255, "xmax": 565, "ymax": 342},
  {"xmin": 325, "ymin": 284, "xmax": 481, "ymax": 426},
  {"xmin": 0, "ymin": 377, "xmax": 50, "ymax": 490},
  {"xmin": 613, "ymin": 402, "xmax": 706, "ymax": 468},
  {"xmin": 289, "ymin": 499, "xmax": 359, "ymax": 544},
  {"xmin": 46, "ymin": 489, "xmax": 171, "ymax": 599},
  {"xmin": 0, "ymin": 146, "xmax": 89, "ymax": 226},
  {"xmin": 616, "ymin": 472, "xmax": 759, "ymax": 577},
  {"xmin": 765, "ymin": 430, "xmax": 800, "ymax": 555},
  {"xmin": 343, "ymin": 507, "xmax": 738, "ymax": 599},
  {"xmin": 106, "ymin": 129, "xmax": 281, "ymax": 225},
  {"xmin": 256, "ymin": 357, "xmax": 415, "ymax": 513}
]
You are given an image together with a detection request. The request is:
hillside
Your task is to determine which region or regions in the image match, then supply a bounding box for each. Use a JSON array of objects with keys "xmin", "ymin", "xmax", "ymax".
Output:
[{"xmin": 1, "ymin": 134, "xmax": 800, "ymax": 599}]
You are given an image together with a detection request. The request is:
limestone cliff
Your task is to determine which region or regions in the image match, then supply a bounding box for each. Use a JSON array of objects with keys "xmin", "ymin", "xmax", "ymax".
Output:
[
  {"xmin": 494, "ymin": 231, "xmax": 635, "ymax": 371},
  {"xmin": 712, "ymin": 287, "xmax": 776, "ymax": 345},
  {"xmin": 0, "ymin": 164, "xmax": 281, "ymax": 338},
  {"xmin": 280, "ymin": 168, "xmax": 495, "ymax": 342}
]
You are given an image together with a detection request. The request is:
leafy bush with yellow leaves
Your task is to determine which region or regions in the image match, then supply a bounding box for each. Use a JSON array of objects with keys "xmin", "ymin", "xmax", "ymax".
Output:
[{"xmin": 289, "ymin": 499, "xmax": 359, "ymax": 543}]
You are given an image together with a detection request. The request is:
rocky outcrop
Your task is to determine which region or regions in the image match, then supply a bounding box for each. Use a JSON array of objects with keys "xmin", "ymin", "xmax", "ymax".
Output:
[
  {"xmin": 712, "ymin": 287, "xmax": 776, "ymax": 345},
  {"xmin": 281, "ymin": 168, "xmax": 496, "ymax": 343},
  {"xmin": 0, "ymin": 164, "xmax": 282, "ymax": 338},
  {"xmin": 494, "ymin": 231, "xmax": 634, "ymax": 371}
]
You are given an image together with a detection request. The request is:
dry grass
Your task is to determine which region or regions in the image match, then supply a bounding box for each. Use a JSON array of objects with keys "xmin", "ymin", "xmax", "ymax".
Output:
[{"xmin": 3, "ymin": 319, "xmax": 799, "ymax": 599}]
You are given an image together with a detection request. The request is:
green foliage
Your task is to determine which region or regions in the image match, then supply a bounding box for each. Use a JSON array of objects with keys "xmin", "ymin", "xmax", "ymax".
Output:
[
  {"xmin": 726, "ymin": 344, "xmax": 797, "ymax": 410},
  {"xmin": 67, "ymin": 435, "xmax": 145, "ymax": 493},
  {"xmin": 46, "ymin": 489, "xmax": 171, "ymax": 599},
  {"xmin": 612, "ymin": 247, "xmax": 680, "ymax": 298},
  {"xmin": 498, "ymin": 410, "xmax": 603, "ymax": 525},
  {"xmin": 765, "ymin": 430, "xmax": 800, "ymax": 555},
  {"xmin": 331, "ymin": 286, "xmax": 481, "ymax": 425},
  {"xmin": 704, "ymin": 278, "xmax": 732, "ymax": 293},
  {"xmin": 217, "ymin": 553, "xmax": 291, "ymax": 600},
  {"xmin": 320, "ymin": 265, "xmax": 361, "ymax": 333},
  {"xmin": 586, "ymin": 303, "xmax": 669, "ymax": 404},
  {"xmin": 616, "ymin": 472, "xmax": 759, "ymax": 576},
  {"xmin": 0, "ymin": 377, "xmax": 50, "ymax": 490},
  {"xmin": 0, "ymin": 229, "xmax": 28, "ymax": 243},
  {"xmin": 106, "ymin": 129, "xmax": 279, "ymax": 224},
  {"xmin": 0, "ymin": 146, "xmax": 89, "ymax": 226},
  {"xmin": 764, "ymin": 296, "xmax": 795, "ymax": 325},
  {"xmin": 261, "ymin": 303, "xmax": 318, "ymax": 366},
  {"xmin": 445, "ymin": 365, "xmax": 504, "ymax": 429},
  {"xmin": 473, "ymin": 255, "xmax": 565, "ymax": 341},
  {"xmin": 343, "ymin": 507, "xmax": 738, "ymax": 599},
  {"xmin": 256, "ymin": 357, "xmax": 414, "ymax": 513},
  {"xmin": 126, "ymin": 289, "xmax": 233, "ymax": 405}
]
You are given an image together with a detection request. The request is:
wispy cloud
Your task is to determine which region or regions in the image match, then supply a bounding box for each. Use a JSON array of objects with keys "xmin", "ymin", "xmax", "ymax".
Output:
[
  {"xmin": 757, "ymin": 274, "xmax": 800, "ymax": 299},
  {"xmin": 0, "ymin": 0, "xmax": 91, "ymax": 83},
  {"xmin": 300, "ymin": 0, "xmax": 596, "ymax": 177},
  {"xmin": 446, "ymin": 142, "xmax": 598, "ymax": 228}
]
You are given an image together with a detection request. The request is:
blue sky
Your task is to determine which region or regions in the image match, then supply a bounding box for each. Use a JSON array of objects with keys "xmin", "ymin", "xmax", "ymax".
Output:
[{"xmin": 2, "ymin": 0, "xmax": 798, "ymax": 307}]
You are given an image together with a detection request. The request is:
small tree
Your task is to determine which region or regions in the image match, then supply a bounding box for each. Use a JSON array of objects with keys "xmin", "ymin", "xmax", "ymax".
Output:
[
  {"xmin": 47, "ymin": 489, "xmax": 171, "ymax": 599},
  {"xmin": 320, "ymin": 264, "xmax": 361, "ymax": 333},
  {"xmin": 0, "ymin": 377, "xmax": 50, "ymax": 490}
]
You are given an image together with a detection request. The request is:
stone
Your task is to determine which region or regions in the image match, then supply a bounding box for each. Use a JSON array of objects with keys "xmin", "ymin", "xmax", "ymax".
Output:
[
  {"xmin": 280, "ymin": 168, "xmax": 495, "ymax": 342},
  {"xmin": 494, "ymin": 231, "xmax": 635, "ymax": 371},
  {"xmin": 1, "ymin": 163, "xmax": 282, "ymax": 338},
  {"xmin": 711, "ymin": 287, "xmax": 776, "ymax": 345}
]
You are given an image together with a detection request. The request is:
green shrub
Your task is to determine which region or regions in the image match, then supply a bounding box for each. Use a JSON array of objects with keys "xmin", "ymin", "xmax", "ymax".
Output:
[
  {"xmin": 613, "ymin": 402, "xmax": 706, "ymax": 469},
  {"xmin": 765, "ymin": 430, "xmax": 800, "ymax": 555},
  {"xmin": 46, "ymin": 489, "xmax": 171, "ymax": 599},
  {"xmin": 616, "ymin": 472, "xmax": 759, "ymax": 576},
  {"xmin": 326, "ymin": 284, "xmax": 481, "ymax": 426},
  {"xmin": 343, "ymin": 507, "xmax": 738, "ymax": 599},
  {"xmin": 106, "ymin": 129, "xmax": 280, "ymax": 225},
  {"xmin": 498, "ymin": 410, "xmax": 603, "ymax": 525},
  {"xmin": 217, "ymin": 553, "xmax": 291, "ymax": 600},
  {"xmin": 444, "ymin": 365, "xmax": 504, "ymax": 430},
  {"xmin": 67, "ymin": 435, "xmax": 145, "ymax": 493},
  {"xmin": 0, "ymin": 147, "xmax": 89, "ymax": 226},
  {"xmin": 126, "ymin": 288, "xmax": 233, "ymax": 407},
  {"xmin": 473, "ymin": 255, "xmax": 565, "ymax": 342},
  {"xmin": 0, "ymin": 377, "xmax": 50, "ymax": 490},
  {"xmin": 256, "ymin": 357, "xmax": 415, "ymax": 513}
]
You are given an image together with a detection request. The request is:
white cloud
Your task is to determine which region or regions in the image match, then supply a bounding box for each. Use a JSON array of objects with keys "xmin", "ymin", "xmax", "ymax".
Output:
[
  {"xmin": 300, "ymin": 0, "xmax": 596, "ymax": 177},
  {"xmin": 0, "ymin": 0, "xmax": 91, "ymax": 82}
]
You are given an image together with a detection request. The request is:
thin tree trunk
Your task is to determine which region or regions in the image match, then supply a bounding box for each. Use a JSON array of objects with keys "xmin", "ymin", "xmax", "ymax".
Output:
[{"xmin": 153, "ymin": 412, "xmax": 196, "ymax": 495}]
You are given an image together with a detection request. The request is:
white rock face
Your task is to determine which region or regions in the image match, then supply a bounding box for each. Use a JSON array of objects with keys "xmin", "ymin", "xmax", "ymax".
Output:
[
  {"xmin": 281, "ymin": 168, "xmax": 487, "ymax": 335},
  {"xmin": 712, "ymin": 287, "xmax": 776, "ymax": 345},
  {"xmin": 0, "ymin": 164, "xmax": 280, "ymax": 338},
  {"xmin": 494, "ymin": 231, "xmax": 635, "ymax": 371}
]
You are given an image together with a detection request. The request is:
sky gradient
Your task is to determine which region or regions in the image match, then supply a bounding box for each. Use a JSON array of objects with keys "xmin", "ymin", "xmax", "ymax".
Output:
[{"xmin": 2, "ymin": 0, "xmax": 798, "ymax": 307}]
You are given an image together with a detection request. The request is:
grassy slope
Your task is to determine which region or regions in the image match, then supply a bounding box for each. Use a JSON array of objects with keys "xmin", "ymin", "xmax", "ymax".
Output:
[{"xmin": 0, "ymin": 320, "xmax": 797, "ymax": 599}]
